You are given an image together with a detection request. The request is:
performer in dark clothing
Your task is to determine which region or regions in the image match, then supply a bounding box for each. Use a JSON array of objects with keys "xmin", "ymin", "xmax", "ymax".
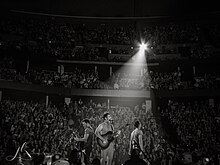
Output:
[{"xmin": 74, "ymin": 119, "xmax": 94, "ymax": 165}]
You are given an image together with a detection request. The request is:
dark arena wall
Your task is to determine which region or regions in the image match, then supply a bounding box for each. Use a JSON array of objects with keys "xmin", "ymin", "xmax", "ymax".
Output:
[{"xmin": 1, "ymin": 0, "xmax": 220, "ymax": 17}]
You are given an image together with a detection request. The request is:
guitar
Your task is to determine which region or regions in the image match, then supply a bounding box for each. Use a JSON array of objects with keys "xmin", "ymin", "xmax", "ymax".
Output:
[{"xmin": 97, "ymin": 123, "xmax": 129, "ymax": 149}]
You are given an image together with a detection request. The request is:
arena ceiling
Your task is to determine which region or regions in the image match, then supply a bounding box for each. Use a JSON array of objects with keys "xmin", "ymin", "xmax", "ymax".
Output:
[{"xmin": 0, "ymin": 0, "xmax": 219, "ymax": 17}]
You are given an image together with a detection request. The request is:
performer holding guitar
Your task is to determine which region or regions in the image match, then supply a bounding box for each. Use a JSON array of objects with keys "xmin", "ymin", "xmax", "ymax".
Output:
[
  {"xmin": 95, "ymin": 112, "xmax": 117, "ymax": 165},
  {"xmin": 74, "ymin": 119, "xmax": 94, "ymax": 165}
]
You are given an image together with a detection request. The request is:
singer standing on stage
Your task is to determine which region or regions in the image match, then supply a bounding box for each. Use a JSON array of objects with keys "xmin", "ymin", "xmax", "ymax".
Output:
[{"xmin": 95, "ymin": 112, "xmax": 115, "ymax": 165}]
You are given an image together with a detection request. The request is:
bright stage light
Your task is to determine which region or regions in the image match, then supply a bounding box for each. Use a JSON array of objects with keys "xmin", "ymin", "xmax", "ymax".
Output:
[
  {"xmin": 140, "ymin": 43, "xmax": 147, "ymax": 50},
  {"xmin": 138, "ymin": 42, "xmax": 148, "ymax": 51}
]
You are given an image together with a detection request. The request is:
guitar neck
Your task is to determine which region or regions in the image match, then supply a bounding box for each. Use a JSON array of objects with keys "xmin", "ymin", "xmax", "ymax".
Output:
[{"xmin": 114, "ymin": 123, "xmax": 129, "ymax": 133}]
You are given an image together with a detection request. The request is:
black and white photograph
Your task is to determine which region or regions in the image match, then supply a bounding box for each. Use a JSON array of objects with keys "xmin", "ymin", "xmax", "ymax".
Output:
[{"xmin": 0, "ymin": 0, "xmax": 220, "ymax": 165}]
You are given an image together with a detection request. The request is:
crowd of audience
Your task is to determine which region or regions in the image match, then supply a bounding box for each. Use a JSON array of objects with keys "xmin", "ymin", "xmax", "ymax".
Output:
[
  {"xmin": 0, "ymin": 98, "xmax": 169, "ymax": 165},
  {"xmin": 3, "ymin": 97, "xmax": 219, "ymax": 165},
  {"xmin": 193, "ymin": 73, "xmax": 220, "ymax": 89},
  {"xmin": 1, "ymin": 14, "xmax": 220, "ymax": 63},
  {"xmin": 159, "ymin": 99, "xmax": 220, "ymax": 164},
  {"xmin": 26, "ymin": 68, "xmax": 101, "ymax": 89},
  {"xmin": 149, "ymin": 70, "xmax": 183, "ymax": 90},
  {"xmin": 204, "ymin": 24, "xmax": 220, "ymax": 48},
  {"xmin": 1, "ymin": 54, "xmax": 220, "ymax": 91},
  {"xmin": 0, "ymin": 100, "xmax": 68, "ymax": 164},
  {"xmin": 141, "ymin": 22, "xmax": 200, "ymax": 45},
  {"xmin": 0, "ymin": 14, "xmax": 220, "ymax": 92},
  {"xmin": 1, "ymin": 13, "xmax": 220, "ymax": 165}
]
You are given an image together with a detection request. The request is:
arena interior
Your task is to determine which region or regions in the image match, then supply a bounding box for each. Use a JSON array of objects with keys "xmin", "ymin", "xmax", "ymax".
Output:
[{"xmin": 0, "ymin": 0, "xmax": 220, "ymax": 165}]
